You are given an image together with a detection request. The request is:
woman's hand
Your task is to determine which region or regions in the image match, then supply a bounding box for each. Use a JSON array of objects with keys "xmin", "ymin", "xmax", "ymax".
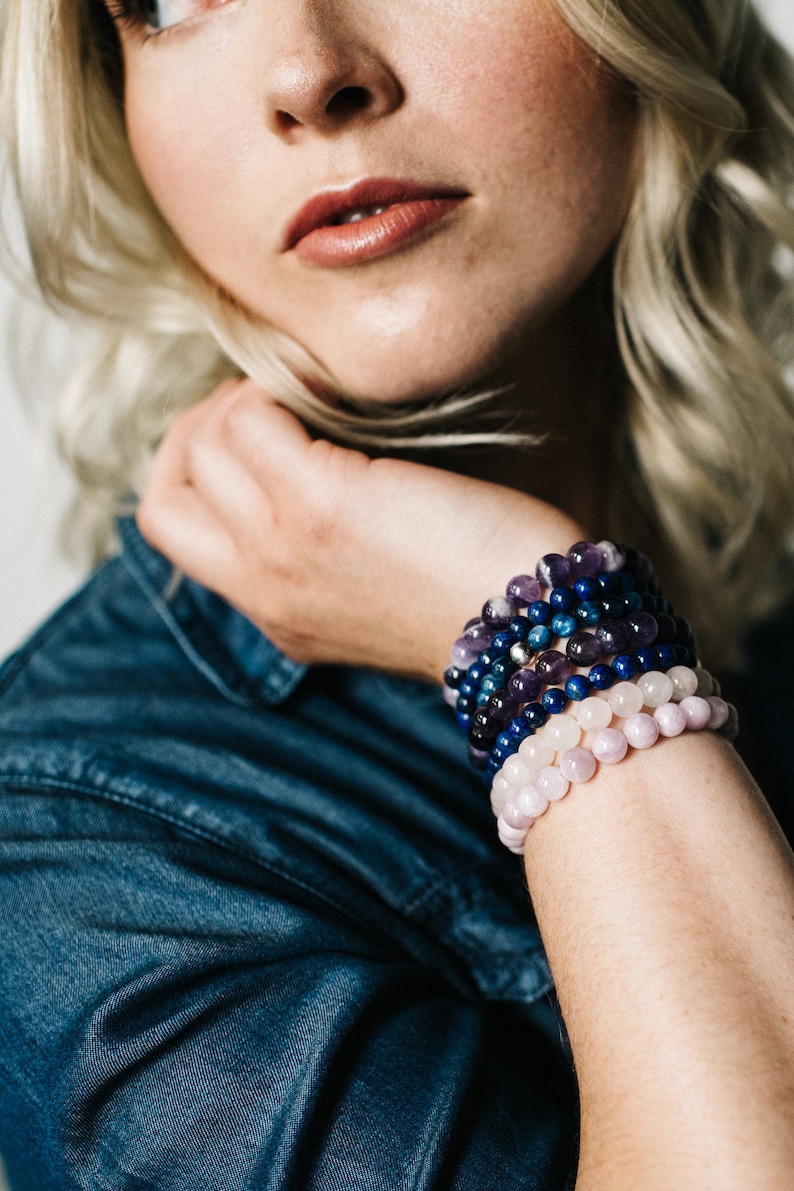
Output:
[{"xmin": 137, "ymin": 378, "xmax": 586, "ymax": 681}]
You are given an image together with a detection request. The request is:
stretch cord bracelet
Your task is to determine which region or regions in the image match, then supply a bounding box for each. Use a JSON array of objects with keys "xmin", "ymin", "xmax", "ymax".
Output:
[{"xmin": 443, "ymin": 540, "xmax": 739, "ymax": 853}]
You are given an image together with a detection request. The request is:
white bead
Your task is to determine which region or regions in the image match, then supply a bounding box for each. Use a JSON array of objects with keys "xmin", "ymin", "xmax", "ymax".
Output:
[
  {"xmin": 491, "ymin": 772, "xmax": 513, "ymax": 804},
  {"xmin": 534, "ymin": 766, "xmax": 571, "ymax": 802},
  {"xmin": 575, "ymin": 696, "xmax": 613, "ymax": 731},
  {"xmin": 502, "ymin": 755, "xmax": 533, "ymax": 788},
  {"xmin": 517, "ymin": 737, "xmax": 555, "ymax": 773},
  {"xmin": 668, "ymin": 665, "xmax": 699, "ymax": 701},
  {"xmin": 497, "ymin": 816, "xmax": 528, "ymax": 850},
  {"xmin": 637, "ymin": 671, "xmax": 674, "ymax": 709},
  {"xmin": 514, "ymin": 782, "xmax": 551, "ymax": 818},
  {"xmin": 607, "ymin": 682, "xmax": 645, "ymax": 717},
  {"xmin": 542, "ymin": 715, "xmax": 581, "ymax": 751}
]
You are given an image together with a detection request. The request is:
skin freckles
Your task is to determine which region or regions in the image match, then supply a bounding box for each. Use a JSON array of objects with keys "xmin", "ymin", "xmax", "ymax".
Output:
[{"xmin": 115, "ymin": 0, "xmax": 636, "ymax": 404}]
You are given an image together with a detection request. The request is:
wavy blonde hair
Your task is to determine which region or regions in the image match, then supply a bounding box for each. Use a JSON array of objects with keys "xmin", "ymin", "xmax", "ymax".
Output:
[{"xmin": 2, "ymin": 0, "xmax": 794, "ymax": 664}]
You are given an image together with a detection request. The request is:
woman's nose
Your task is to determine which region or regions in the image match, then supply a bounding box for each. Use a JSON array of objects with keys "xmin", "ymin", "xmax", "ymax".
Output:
[{"xmin": 261, "ymin": 2, "xmax": 404, "ymax": 138}]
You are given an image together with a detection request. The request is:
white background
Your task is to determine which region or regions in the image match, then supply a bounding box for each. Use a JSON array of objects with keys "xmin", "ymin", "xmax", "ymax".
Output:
[{"xmin": 0, "ymin": 0, "xmax": 793, "ymax": 661}]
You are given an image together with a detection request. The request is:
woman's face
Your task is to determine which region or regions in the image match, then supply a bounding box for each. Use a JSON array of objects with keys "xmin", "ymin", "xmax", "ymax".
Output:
[{"xmin": 110, "ymin": 0, "xmax": 636, "ymax": 402}]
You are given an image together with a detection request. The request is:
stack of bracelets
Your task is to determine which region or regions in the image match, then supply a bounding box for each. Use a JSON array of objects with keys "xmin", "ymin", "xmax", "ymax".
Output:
[{"xmin": 443, "ymin": 540, "xmax": 739, "ymax": 855}]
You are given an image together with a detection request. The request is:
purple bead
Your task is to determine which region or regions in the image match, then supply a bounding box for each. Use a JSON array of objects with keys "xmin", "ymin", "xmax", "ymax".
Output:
[
  {"xmin": 706, "ymin": 696, "xmax": 729, "ymax": 730},
  {"xmin": 463, "ymin": 618, "xmax": 495, "ymax": 645},
  {"xmin": 592, "ymin": 728, "xmax": 629, "ymax": 764},
  {"xmin": 506, "ymin": 574, "xmax": 542, "ymax": 607},
  {"xmin": 626, "ymin": 611, "xmax": 658, "ymax": 648},
  {"xmin": 442, "ymin": 684, "xmax": 459, "ymax": 709},
  {"xmin": 535, "ymin": 650, "xmax": 573, "ymax": 686},
  {"xmin": 721, "ymin": 703, "xmax": 739, "ymax": 742},
  {"xmin": 535, "ymin": 553, "xmax": 571, "ymax": 589},
  {"xmin": 560, "ymin": 747, "xmax": 597, "ymax": 784},
  {"xmin": 679, "ymin": 695, "xmax": 712, "ymax": 731},
  {"xmin": 467, "ymin": 744, "xmax": 490, "ymax": 770},
  {"xmin": 566, "ymin": 631, "xmax": 602, "ymax": 667},
  {"xmin": 567, "ymin": 540, "xmax": 602, "ymax": 578},
  {"xmin": 595, "ymin": 619, "xmax": 632, "ymax": 655},
  {"xmin": 482, "ymin": 596, "xmax": 518, "ymax": 627},
  {"xmin": 623, "ymin": 712, "xmax": 660, "ymax": 750},
  {"xmin": 653, "ymin": 702, "xmax": 687, "ymax": 737},
  {"xmin": 450, "ymin": 637, "xmax": 480, "ymax": 669},
  {"xmin": 508, "ymin": 668, "xmax": 542, "ymax": 703},
  {"xmin": 597, "ymin": 540, "xmax": 627, "ymax": 573}
]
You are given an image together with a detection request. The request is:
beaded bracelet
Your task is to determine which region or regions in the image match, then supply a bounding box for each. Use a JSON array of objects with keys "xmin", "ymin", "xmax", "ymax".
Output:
[{"xmin": 444, "ymin": 540, "xmax": 738, "ymax": 853}]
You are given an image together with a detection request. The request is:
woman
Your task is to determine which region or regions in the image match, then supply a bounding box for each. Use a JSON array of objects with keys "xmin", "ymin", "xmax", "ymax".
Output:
[{"xmin": 1, "ymin": 0, "xmax": 794, "ymax": 1187}]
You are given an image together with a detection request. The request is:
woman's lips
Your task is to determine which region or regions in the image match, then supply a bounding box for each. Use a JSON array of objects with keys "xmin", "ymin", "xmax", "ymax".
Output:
[{"xmin": 283, "ymin": 180, "xmax": 468, "ymax": 267}]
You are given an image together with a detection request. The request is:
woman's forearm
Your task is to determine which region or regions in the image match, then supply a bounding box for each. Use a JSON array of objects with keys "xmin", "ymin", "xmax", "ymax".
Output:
[{"xmin": 523, "ymin": 731, "xmax": 794, "ymax": 1189}]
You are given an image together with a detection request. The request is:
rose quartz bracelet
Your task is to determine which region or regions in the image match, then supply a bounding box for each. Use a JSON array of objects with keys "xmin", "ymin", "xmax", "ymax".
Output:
[{"xmin": 490, "ymin": 665, "xmax": 738, "ymax": 855}]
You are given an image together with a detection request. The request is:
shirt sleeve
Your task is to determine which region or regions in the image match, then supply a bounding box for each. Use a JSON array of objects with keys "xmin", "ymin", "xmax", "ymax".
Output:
[{"xmin": 0, "ymin": 786, "xmax": 577, "ymax": 1191}]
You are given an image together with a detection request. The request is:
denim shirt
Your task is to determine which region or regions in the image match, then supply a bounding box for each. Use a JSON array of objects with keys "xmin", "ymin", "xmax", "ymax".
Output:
[{"xmin": 0, "ymin": 518, "xmax": 585, "ymax": 1191}]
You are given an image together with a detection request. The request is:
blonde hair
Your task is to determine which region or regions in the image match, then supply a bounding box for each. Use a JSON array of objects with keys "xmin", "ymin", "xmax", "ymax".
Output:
[{"xmin": 3, "ymin": 0, "xmax": 794, "ymax": 664}]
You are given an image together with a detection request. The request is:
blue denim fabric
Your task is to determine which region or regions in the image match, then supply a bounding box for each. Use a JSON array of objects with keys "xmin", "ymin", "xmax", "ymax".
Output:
[{"xmin": 0, "ymin": 519, "xmax": 581, "ymax": 1190}]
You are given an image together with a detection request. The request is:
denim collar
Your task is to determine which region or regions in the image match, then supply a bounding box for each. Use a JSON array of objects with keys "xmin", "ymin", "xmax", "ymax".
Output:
[{"xmin": 118, "ymin": 516, "xmax": 308, "ymax": 708}]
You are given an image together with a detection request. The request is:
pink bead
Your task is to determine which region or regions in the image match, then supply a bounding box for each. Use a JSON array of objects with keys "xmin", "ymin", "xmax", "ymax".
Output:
[
  {"xmin": 722, "ymin": 703, "xmax": 740, "ymax": 742},
  {"xmin": 514, "ymin": 783, "xmax": 551, "ymax": 819},
  {"xmin": 559, "ymin": 747, "xmax": 597, "ymax": 784},
  {"xmin": 442, "ymin": 684, "xmax": 459, "ymax": 709},
  {"xmin": 679, "ymin": 695, "xmax": 712, "ymax": 731},
  {"xmin": 502, "ymin": 799, "xmax": 536, "ymax": 830},
  {"xmin": 534, "ymin": 766, "xmax": 571, "ymax": 802},
  {"xmin": 517, "ymin": 737, "xmax": 555, "ymax": 773},
  {"xmin": 592, "ymin": 727, "xmax": 629, "ymax": 764},
  {"xmin": 705, "ymin": 695, "xmax": 729, "ymax": 730},
  {"xmin": 575, "ymin": 696, "xmax": 613, "ymax": 731},
  {"xmin": 623, "ymin": 712, "xmax": 660, "ymax": 750},
  {"xmin": 653, "ymin": 702, "xmax": 687, "ymax": 737}
]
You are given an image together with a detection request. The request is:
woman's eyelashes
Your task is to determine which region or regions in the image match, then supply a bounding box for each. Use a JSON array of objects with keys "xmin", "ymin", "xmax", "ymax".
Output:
[{"xmin": 107, "ymin": 0, "xmax": 201, "ymax": 33}]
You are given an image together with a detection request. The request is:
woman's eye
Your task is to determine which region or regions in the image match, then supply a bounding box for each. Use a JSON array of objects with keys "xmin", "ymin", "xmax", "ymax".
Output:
[{"xmin": 141, "ymin": 0, "xmax": 189, "ymax": 30}]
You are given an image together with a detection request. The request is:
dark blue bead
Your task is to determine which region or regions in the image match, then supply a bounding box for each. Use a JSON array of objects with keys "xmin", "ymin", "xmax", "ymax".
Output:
[
  {"xmin": 641, "ymin": 594, "xmax": 658, "ymax": 614},
  {"xmin": 576, "ymin": 600, "xmax": 602, "ymax": 627},
  {"xmin": 486, "ymin": 756, "xmax": 502, "ymax": 779},
  {"xmin": 491, "ymin": 631, "xmax": 513, "ymax": 652},
  {"xmin": 622, "ymin": 546, "xmax": 641, "ymax": 575},
  {"xmin": 444, "ymin": 665, "xmax": 466, "ymax": 689},
  {"xmin": 635, "ymin": 647, "xmax": 658, "ymax": 672},
  {"xmin": 527, "ymin": 625, "xmax": 554, "ymax": 652},
  {"xmin": 612, "ymin": 653, "xmax": 639, "ymax": 681},
  {"xmin": 522, "ymin": 703, "xmax": 549, "ymax": 731},
  {"xmin": 597, "ymin": 572, "xmax": 621, "ymax": 595},
  {"xmin": 478, "ymin": 647, "xmax": 505, "ymax": 668},
  {"xmin": 542, "ymin": 688, "xmax": 569, "ymax": 715},
  {"xmin": 634, "ymin": 576, "xmax": 649, "ymax": 595},
  {"xmin": 615, "ymin": 570, "xmax": 636, "ymax": 592},
  {"xmin": 491, "ymin": 657, "xmax": 517, "ymax": 684},
  {"xmin": 565, "ymin": 674, "xmax": 592, "ymax": 701},
  {"xmin": 673, "ymin": 615, "xmax": 693, "ymax": 645},
  {"xmin": 655, "ymin": 644, "xmax": 677, "ymax": 671},
  {"xmin": 654, "ymin": 612, "xmax": 677, "ymax": 644},
  {"xmin": 458, "ymin": 679, "xmax": 478, "ymax": 699},
  {"xmin": 549, "ymin": 586, "xmax": 577, "ymax": 612},
  {"xmin": 508, "ymin": 717, "xmax": 532, "ymax": 741},
  {"xmin": 456, "ymin": 694, "xmax": 478, "ymax": 715},
  {"xmin": 456, "ymin": 711, "xmax": 472, "ymax": 731},
  {"xmin": 573, "ymin": 576, "xmax": 600, "ymax": 601},
  {"xmin": 508, "ymin": 616, "xmax": 532, "ymax": 642},
  {"xmin": 589, "ymin": 664, "xmax": 616, "ymax": 691},
  {"xmin": 480, "ymin": 674, "xmax": 500, "ymax": 695},
  {"xmin": 528, "ymin": 601, "xmax": 553, "ymax": 626},
  {"xmin": 600, "ymin": 595, "xmax": 627, "ymax": 619},
  {"xmin": 495, "ymin": 732, "xmax": 514, "ymax": 751},
  {"xmin": 550, "ymin": 612, "xmax": 577, "ymax": 639},
  {"xmin": 673, "ymin": 644, "xmax": 690, "ymax": 666},
  {"xmin": 625, "ymin": 590, "xmax": 643, "ymax": 612},
  {"xmin": 490, "ymin": 741, "xmax": 518, "ymax": 763},
  {"xmin": 468, "ymin": 660, "xmax": 489, "ymax": 682}
]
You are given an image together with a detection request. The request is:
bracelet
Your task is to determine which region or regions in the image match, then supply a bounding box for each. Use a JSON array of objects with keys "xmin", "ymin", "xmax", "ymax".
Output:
[{"xmin": 444, "ymin": 540, "xmax": 738, "ymax": 854}]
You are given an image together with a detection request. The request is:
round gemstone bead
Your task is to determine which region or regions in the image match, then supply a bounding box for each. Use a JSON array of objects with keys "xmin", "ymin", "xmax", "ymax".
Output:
[
  {"xmin": 450, "ymin": 638, "xmax": 480, "ymax": 669},
  {"xmin": 517, "ymin": 736, "xmax": 556, "ymax": 773},
  {"xmin": 543, "ymin": 714, "xmax": 581, "ymax": 751},
  {"xmin": 536, "ymin": 553, "xmax": 571, "ymax": 588},
  {"xmin": 478, "ymin": 646, "xmax": 505, "ymax": 669},
  {"xmin": 535, "ymin": 766, "xmax": 571, "ymax": 802},
  {"xmin": 573, "ymin": 576, "xmax": 601, "ymax": 601},
  {"xmin": 576, "ymin": 601, "xmax": 602, "ymax": 628},
  {"xmin": 490, "ymin": 771, "xmax": 513, "ymax": 807},
  {"xmin": 456, "ymin": 694, "xmax": 477, "ymax": 716},
  {"xmin": 607, "ymin": 682, "xmax": 645, "ymax": 717},
  {"xmin": 679, "ymin": 695, "xmax": 712, "ymax": 730},
  {"xmin": 600, "ymin": 595, "xmax": 628, "ymax": 619},
  {"xmin": 466, "ymin": 662, "xmax": 488, "ymax": 684},
  {"xmin": 592, "ymin": 728, "xmax": 629, "ymax": 764},
  {"xmin": 695, "ymin": 669, "xmax": 714, "ymax": 697},
  {"xmin": 624, "ymin": 590, "xmax": 644, "ymax": 612},
  {"xmin": 509, "ymin": 641, "xmax": 534, "ymax": 667},
  {"xmin": 655, "ymin": 645, "xmax": 678, "ymax": 672},
  {"xmin": 527, "ymin": 601, "xmax": 553, "ymax": 626},
  {"xmin": 653, "ymin": 612, "xmax": 677, "ymax": 644},
  {"xmin": 502, "ymin": 754, "xmax": 534, "ymax": 787},
  {"xmin": 549, "ymin": 586, "xmax": 578, "ymax": 612},
  {"xmin": 535, "ymin": 651, "xmax": 573, "ymax": 686},
  {"xmin": 491, "ymin": 657, "xmax": 517, "ymax": 684},
  {"xmin": 566, "ymin": 631, "xmax": 602, "ymax": 666},
  {"xmin": 706, "ymin": 695, "xmax": 730, "ymax": 730},
  {"xmin": 542, "ymin": 688, "xmax": 569, "ymax": 716},
  {"xmin": 513, "ymin": 783, "xmax": 551, "ymax": 819},
  {"xmin": 589, "ymin": 664, "xmax": 615, "ymax": 691},
  {"xmin": 595, "ymin": 619, "xmax": 632, "ymax": 655},
  {"xmin": 576, "ymin": 696, "xmax": 613, "ymax": 731},
  {"xmin": 502, "ymin": 799, "xmax": 537, "ymax": 831},
  {"xmin": 467, "ymin": 744, "xmax": 490, "ymax": 770},
  {"xmin": 522, "ymin": 703, "xmax": 550, "ymax": 731},
  {"xmin": 668, "ymin": 665, "xmax": 699, "ymax": 700},
  {"xmin": 508, "ymin": 668, "xmax": 542, "ymax": 702},
  {"xmin": 623, "ymin": 712, "xmax": 660, "ymax": 749},
  {"xmin": 497, "ymin": 816, "xmax": 529, "ymax": 851},
  {"xmin": 528, "ymin": 625, "xmax": 554, "ymax": 652},
  {"xmin": 637, "ymin": 670, "xmax": 674, "ymax": 708},
  {"xmin": 487, "ymin": 690, "xmax": 520, "ymax": 722},
  {"xmin": 456, "ymin": 711, "xmax": 473, "ymax": 732},
  {"xmin": 635, "ymin": 647, "xmax": 658, "ymax": 672},
  {"xmin": 565, "ymin": 674, "xmax": 592, "ymax": 701},
  {"xmin": 506, "ymin": 574, "xmax": 542, "ymax": 607},
  {"xmin": 560, "ymin": 747, "xmax": 597, "ymax": 783},
  {"xmin": 444, "ymin": 665, "xmax": 466, "ymax": 690},
  {"xmin": 626, "ymin": 611, "xmax": 658, "ymax": 648},
  {"xmin": 508, "ymin": 616, "xmax": 532, "ymax": 642},
  {"xmin": 597, "ymin": 540, "xmax": 627, "ymax": 573},
  {"xmin": 463, "ymin": 618, "xmax": 495, "ymax": 645},
  {"xmin": 653, "ymin": 702, "xmax": 687, "ymax": 737},
  {"xmin": 722, "ymin": 704, "xmax": 740, "ymax": 742},
  {"xmin": 482, "ymin": 596, "xmax": 518, "ymax": 627},
  {"xmin": 507, "ymin": 717, "xmax": 533, "ymax": 742},
  {"xmin": 612, "ymin": 653, "xmax": 639, "ymax": 681},
  {"xmin": 481, "ymin": 674, "xmax": 500, "ymax": 695},
  {"xmin": 442, "ymin": 684, "xmax": 459, "ymax": 709},
  {"xmin": 491, "ymin": 631, "xmax": 513, "ymax": 652},
  {"xmin": 596, "ymin": 572, "xmax": 621, "ymax": 596},
  {"xmin": 567, "ymin": 540, "xmax": 602, "ymax": 577},
  {"xmin": 551, "ymin": 613, "xmax": 577, "ymax": 639}
]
